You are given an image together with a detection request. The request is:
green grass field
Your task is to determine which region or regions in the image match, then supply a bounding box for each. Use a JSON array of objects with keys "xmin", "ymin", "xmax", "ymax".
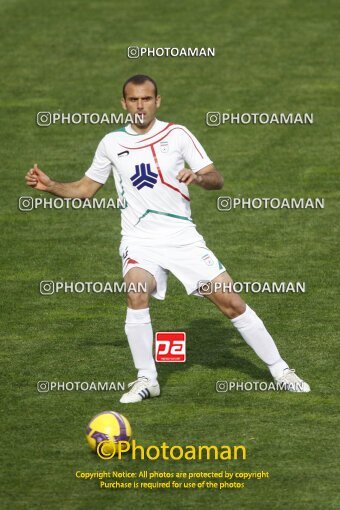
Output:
[{"xmin": 1, "ymin": 0, "xmax": 339, "ymax": 508}]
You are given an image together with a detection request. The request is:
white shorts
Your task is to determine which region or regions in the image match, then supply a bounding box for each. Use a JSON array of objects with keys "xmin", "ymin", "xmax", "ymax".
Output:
[{"xmin": 119, "ymin": 239, "xmax": 226, "ymax": 300}]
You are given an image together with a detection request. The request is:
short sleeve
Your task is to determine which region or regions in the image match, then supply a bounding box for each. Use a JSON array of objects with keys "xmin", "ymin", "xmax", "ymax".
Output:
[
  {"xmin": 85, "ymin": 138, "xmax": 112, "ymax": 184},
  {"xmin": 179, "ymin": 127, "xmax": 213, "ymax": 172}
]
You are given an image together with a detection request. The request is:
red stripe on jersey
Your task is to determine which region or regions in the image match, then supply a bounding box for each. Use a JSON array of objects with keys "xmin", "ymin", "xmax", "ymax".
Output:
[
  {"xmin": 136, "ymin": 122, "xmax": 173, "ymax": 144},
  {"xmin": 127, "ymin": 258, "xmax": 138, "ymax": 264},
  {"xmin": 119, "ymin": 127, "xmax": 204, "ymax": 159},
  {"xmin": 123, "ymin": 257, "xmax": 139, "ymax": 268},
  {"xmin": 150, "ymin": 145, "xmax": 190, "ymax": 202}
]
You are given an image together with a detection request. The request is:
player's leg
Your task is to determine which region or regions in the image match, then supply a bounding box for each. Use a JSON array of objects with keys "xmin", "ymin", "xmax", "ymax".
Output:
[
  {"xmin": 125, "ymin": 267, "xmax": 158, "ymax": 380},
  {"xmin": 203, "ymin": 272, "xmax": 310, "ymax": 392},
  {"xmin": 120, "ymin": 267, "xmax": 160, "ymax": 403}
]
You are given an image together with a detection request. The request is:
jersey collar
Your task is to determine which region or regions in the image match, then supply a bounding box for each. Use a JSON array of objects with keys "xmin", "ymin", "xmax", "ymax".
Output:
[{"xmin": 125, "ymin": 118, "xmax": 161, "ymax": 136}]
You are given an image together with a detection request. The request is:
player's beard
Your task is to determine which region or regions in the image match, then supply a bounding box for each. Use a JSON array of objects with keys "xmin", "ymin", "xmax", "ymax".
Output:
[
  {"xmin": 134, "ymin": 113, "xmax": 155, "ymax": 131},
  {"xmin": 135, "ymin": 112, "xmax": 146, "ymax": 125}
]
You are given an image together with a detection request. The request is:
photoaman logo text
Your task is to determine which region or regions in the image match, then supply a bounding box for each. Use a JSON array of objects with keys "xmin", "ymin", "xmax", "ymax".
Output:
[{"xmin": 96, "ymin": 440, "xmax": 247, "ymax": 461}]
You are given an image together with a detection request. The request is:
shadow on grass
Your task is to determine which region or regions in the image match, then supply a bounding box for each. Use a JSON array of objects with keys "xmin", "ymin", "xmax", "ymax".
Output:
[
  {"xmin": 79, "ymin": 314, "xmax": 270, "ymax": 383},
  {"xmin": 156, "ymin": 318, "xmax": 270, "ymax": 386}
]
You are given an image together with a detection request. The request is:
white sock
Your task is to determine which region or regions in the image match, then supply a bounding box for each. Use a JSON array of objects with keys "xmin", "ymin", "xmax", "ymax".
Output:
[
  {"xmin": 231, "ymin": 305, "xmax": 288, "ymax": 378},
  {"xmin": 125, "ymin": 308, "xmax": 158, "ymax": 383}
]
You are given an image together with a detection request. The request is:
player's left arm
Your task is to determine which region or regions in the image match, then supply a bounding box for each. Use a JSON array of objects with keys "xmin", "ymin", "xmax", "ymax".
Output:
[{"xmin": 177, "ymin": 164, "xmax": 224, "ymax": 190}]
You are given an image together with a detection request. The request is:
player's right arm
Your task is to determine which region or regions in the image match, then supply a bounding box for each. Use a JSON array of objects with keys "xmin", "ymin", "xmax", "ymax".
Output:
[
  {"xmin": 25, "ymin": 164, "xmax": 102, "ymax": 198},
  {"xmin": 26, "ymin": 136, "xmax": 113, "ymax": 198}
]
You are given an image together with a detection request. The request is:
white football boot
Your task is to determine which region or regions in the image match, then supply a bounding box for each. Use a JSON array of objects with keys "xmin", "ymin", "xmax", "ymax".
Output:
[
  {"xmin": 274, "ymin": 368, "xmax": 311, "ymax": 392},
  {"xmin": 120, "ymin": 377, "xmax": 160, "ymax": 403}
]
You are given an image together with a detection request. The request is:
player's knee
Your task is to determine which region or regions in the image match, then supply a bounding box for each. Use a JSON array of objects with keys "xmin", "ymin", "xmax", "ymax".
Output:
[
  {"xmin": 127, "ymin": 292, "xmax": 150, "ymax": 309},
  {"xmin": 220, "ymin": 294, "xmax": 246, "ymax": 319}
]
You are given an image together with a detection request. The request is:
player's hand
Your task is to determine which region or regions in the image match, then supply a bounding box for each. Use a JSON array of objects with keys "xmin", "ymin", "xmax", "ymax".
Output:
[
  {"xmin": 176, "ymin": 168, "xmax": 202, "ymax": 186},
  {"xmin": 25, "ymin": 164, "xmax": 53, "ymax": 191}
]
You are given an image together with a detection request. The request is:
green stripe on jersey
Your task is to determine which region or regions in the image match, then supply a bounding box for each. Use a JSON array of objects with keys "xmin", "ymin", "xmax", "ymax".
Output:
[
  {"xmin": 118, "ymin": 174, "xmax": 128, "ymax": 208},
  {"xmin": 135, "ymin": 209, "xmax": 193, "ymax": 225}
]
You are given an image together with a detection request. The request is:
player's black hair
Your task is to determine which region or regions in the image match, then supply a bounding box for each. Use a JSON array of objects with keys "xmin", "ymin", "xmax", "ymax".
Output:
[{"xmin": 122, "ymin": 74, "xmax": 158, "ymax": 98}]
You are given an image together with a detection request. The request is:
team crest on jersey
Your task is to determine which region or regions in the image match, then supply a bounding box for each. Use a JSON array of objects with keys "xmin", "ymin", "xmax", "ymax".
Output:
[
  {"xmin": 130, "ymin": 162, "xmax": 158, "ymax": 190},
  {"xmin": 160, "ymin": 141, "xmax": 169, "ymax": 153},
  {"xmin": 202, "ymin": 254, "xmax": 214, "ymax": 266}
]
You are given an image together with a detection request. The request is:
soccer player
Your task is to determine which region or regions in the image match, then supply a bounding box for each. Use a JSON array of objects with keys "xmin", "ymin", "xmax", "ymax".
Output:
[{"xmin": 25, "ymin": 74, "xmax": 310, "ymax": 402}]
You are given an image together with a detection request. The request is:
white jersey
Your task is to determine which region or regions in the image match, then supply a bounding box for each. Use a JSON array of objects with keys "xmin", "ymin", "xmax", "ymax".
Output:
[{"xmin": 85, "ymin": 119, "xmax": 213, "ymax": 246}]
